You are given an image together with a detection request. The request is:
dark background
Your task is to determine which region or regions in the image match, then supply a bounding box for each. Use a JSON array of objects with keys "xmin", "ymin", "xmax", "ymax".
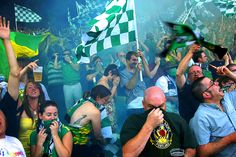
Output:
[{"xmin": 0, "ymin": 0, "xmax": 87, "ymax": 30}]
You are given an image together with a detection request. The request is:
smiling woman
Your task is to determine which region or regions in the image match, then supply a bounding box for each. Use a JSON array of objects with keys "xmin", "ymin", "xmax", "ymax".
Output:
[{"xmin": 17, "ymin": 80, "xmax": 46, "ymax": 156}]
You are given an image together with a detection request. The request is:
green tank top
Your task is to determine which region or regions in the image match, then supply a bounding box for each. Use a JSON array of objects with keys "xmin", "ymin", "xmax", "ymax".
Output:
[{"xmin": 67, "ymin": 97, "xmax": 100, "ymax": 145}]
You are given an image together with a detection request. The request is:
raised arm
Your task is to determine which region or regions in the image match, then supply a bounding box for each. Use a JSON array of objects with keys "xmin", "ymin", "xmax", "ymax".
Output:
[
  {"xmin": 64, "ymin": 55, "xmax": 80, "ymax": 71},
  {"xmin": 138, "ymin": 50, "xmax": 151, "ymax": 78},
  {"xmin": 176, "ymin": 44, "xmax": 200, "ymax": 89},
  {"xmin": 210, "ymin": 65, "xmax": 236, "ymax": 81},
  {"xmin": 50, "ymin": 121, "xmax": 73, "ymax": 157},
  {"xmin": 149, "ymin": 57, "xmax": 161, "ymax": 79},
  {"xmin": 156, "ymin": 35, "xmax": 169, "ymax": 51},
  {"xmin": 110, "ymin": 76, "xmax": 120, "ymax": 98},
  {"xmin": 0, "ymin": 17, "xmax": 20, "ymax": 100},
  {"xmin": 125, "ymin": 65, "xmax": 140, "ymax": 90},
  {"xmin": 20, "ymin": 59, "xmax": 38, "ymax": 78}
]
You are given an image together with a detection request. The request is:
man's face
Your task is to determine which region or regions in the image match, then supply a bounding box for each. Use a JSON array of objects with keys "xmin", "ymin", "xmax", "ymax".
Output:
[
  {"xmin": 202, "ymin": 77, "xmax": 224, "ymax": 100},
  {"xmin": 198, "ymin": 52, "xmax": 208, "ymax": 63},
  {"xmin": 118, "ymin": 52, "xmax": 126, "ymax": 60},
  {"xmin": 188, "ymin": 65, "xmax": 204, "ymax": 83},
  {"xmin": 128, "ymin": 55, "xmax": 138, "ymax": 69},
  {"xmin": 96, "ymin": 95, "xmax": 110, "ymax": 105},
  {"xmin": 0, "ymin": 111, "xmax": 6, "ymax": 137}
]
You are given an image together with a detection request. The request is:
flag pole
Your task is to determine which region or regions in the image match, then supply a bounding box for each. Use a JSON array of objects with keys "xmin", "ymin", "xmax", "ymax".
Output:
[
  {"xmin": 183, "ymin": 6, "xmax": 194, "ymax": 24},
  {"xmin": 132, "ymin": 0, "xmax": 143, "ymax": 81},
  {"xmin": 15, "ymin": 20, "xmax": 18, "ymax": 31}
]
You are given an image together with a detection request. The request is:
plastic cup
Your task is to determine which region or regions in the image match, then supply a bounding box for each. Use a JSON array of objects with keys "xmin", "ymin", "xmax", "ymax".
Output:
[
  {"xmin": 170, "ymin": 148, "xmax": 184, "ymax": 157},
  {"xmin": 33, "ymin": 66, "xmax": 43, "ymax": 82}
]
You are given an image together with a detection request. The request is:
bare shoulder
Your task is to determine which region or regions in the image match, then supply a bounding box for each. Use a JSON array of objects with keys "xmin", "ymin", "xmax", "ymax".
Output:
[{"xmin": 71, "ymin": 101, "xmax": 100, "ymax": 121}]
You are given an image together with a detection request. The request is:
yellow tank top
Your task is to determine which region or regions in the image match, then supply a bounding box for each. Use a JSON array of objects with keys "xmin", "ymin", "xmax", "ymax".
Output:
[{"xmin": 19, "ymin": 117, "xmax": 37, "ymax": 157}]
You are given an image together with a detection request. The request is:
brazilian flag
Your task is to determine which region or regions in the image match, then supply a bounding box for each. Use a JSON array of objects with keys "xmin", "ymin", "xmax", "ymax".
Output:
[{"xmin": 0, "ymin": 32, "xmax": 48, "ymax": 80}]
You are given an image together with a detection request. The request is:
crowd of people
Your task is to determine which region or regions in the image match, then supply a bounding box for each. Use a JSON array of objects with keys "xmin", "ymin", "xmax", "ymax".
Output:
[{"xmin": 1, "ymin": 13, "xmax": 236, "ymax": 157}]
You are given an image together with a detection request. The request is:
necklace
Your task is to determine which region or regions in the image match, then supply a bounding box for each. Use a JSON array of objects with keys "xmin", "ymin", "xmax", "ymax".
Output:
[
  {"xmin": 33, "ymin": 110, "xmax": 37, "ymax": 116},
  {"xmin": 29, "ymin": 105, "xmax": 38, "ymax": 117}
]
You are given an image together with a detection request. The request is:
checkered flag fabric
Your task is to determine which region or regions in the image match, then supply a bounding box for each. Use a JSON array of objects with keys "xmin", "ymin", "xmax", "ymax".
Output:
[
  {"xmin": 188, "ymin": 11, "xmax": 209, "ymax": 35},
  {"xmin": 76, "ymin": 0, "xmax": 136, "ymax": 60},
  {"xmin": 68, "ymin": 0, "xmax": 107, "ymax": 28},
  {"xmin": 190, "ymin": 0, "xmax": 213, "ymax": 6},
  {"xmin": 214, "ymin": 0, "xmax": 236, "ymax": 17},
  {"xmin": 15, "ymin": 4, "xmax": 42, "ymax": 23}
]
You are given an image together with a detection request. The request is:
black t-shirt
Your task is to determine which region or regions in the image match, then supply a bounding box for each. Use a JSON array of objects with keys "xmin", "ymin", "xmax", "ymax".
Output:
[
  {"xmin": 0, "ymin": 92, "xmax": 18, "ymax": 137},
  {"xmin": 120, "ymin": 109, "xmax": 197, "ymax": 157},
  {"xmin": 178, "ymin": 84, "xmax": 200, "ymax": 123}
]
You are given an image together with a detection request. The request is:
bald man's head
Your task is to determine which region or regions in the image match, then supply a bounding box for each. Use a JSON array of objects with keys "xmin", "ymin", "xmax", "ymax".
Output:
[{"xmin": 142, "ymin": 86, "xmax": 166, "ymax": 110}]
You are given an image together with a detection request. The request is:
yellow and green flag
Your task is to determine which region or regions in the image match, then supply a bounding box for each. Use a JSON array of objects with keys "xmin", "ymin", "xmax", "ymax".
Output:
[{"xmin": 0, "ymin": 32, "xmax": 48, "ymax": 80}]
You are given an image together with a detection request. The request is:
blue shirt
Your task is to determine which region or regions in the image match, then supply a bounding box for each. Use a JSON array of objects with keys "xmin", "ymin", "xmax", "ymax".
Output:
[
  {"xmin": 190, "ymin": 90, "xmax": 236, "ymax": 157},
  {"xmin": 120, "ymin": 68, "xmax": 146, "ymax": 104}
]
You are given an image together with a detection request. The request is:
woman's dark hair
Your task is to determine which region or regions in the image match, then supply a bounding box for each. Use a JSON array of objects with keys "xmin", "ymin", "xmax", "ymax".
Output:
[
  {"xmin": 104, "ymin": 64, "xmax": 119, "ymax": 76},
  {"xmin": 88, "ymin": 85, "xmax": 111, "ymax": 100},
  {"xmin": 21, "ymin": 81, "xmax": 46, "ymax": 121},
  {"xmin": 39, "ymin": 100, "xmax": 58, "ymax": 115}
]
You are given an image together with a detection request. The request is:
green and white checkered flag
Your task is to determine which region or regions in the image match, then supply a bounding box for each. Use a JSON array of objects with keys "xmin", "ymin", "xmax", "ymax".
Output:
[
  {"xmin": 214, "ymin": 0, "xmax": 236, "ymax": 17},
  {"xmin": 192, "ymin": 0, "xmax": 236, "ymax": 17},
  {"xmin": 76, "ymin": 0, "xmax": 136, "ymax": 61},
  {"xmin": 15, "ymin": 4, "xmax": 42, "ymax": 23},
  {"xmin": 188, "ymin": 11, "xmax": 209, "ymax": 35}
]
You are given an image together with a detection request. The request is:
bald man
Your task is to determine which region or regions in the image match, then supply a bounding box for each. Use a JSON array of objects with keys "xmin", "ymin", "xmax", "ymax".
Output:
[{"xmin": 120, "ymin": 86, "xmax": 197, "ymax": 157}]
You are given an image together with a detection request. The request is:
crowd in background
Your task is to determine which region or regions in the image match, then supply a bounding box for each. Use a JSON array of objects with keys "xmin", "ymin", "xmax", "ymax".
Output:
[{"xmin": 1, "ymin": 13, "xmax": 236, "ymax": 157}]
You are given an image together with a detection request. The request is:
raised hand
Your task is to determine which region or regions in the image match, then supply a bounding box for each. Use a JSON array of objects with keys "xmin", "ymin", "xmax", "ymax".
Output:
[
  {"xmin": 155, "ymin": 57, "xmax": 161, "ymax": 65},
  {"xmin": 189, "ymin": 44, "xmax": 200, "ymax": 54},
  {"xmin": 37, "ymin": 128, "xmax": 47, "ymax": 146},
  {"xmin": 0, "ymin": 16, "xmax": 10, "ymax": 40},
  {"xmin": 145, "ymin": 108, "xmax": 164, "ymax": 130},
  {"xmin": 113, "ymin": 76, "xmax": 120, "ymax": 87},
  {"xmin": 50, "ymin": 120, "xmax": 59, "ymax": 137},
  {"xmin": 137, "ymin": 49, "xmax": 144, "ymax": 59},
  {"xmin": 209, "ymin": 64, "xmax": 231, "ymax": 76},
  {"xmin": 28, "ymin": 59, "xmax": 39, "ymax": 70}
]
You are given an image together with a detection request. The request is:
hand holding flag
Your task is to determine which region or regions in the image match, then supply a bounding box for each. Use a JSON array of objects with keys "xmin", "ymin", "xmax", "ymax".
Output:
[{"xmin": 161, "ymin": 22, "xmax": 227, "ymax": 59}]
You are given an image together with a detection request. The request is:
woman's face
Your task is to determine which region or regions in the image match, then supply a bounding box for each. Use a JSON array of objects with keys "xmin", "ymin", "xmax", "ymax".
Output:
[
  {"xmin": 39, "ymin": 106, "xmax": 58, "ymax": 121},
  {"xmin": 96, "ymin": 95, "xmax": 110, "ymax": 105},
  {"xmin": 26, "ymin": 82, "xmax": 40, "ymax": 98}
]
